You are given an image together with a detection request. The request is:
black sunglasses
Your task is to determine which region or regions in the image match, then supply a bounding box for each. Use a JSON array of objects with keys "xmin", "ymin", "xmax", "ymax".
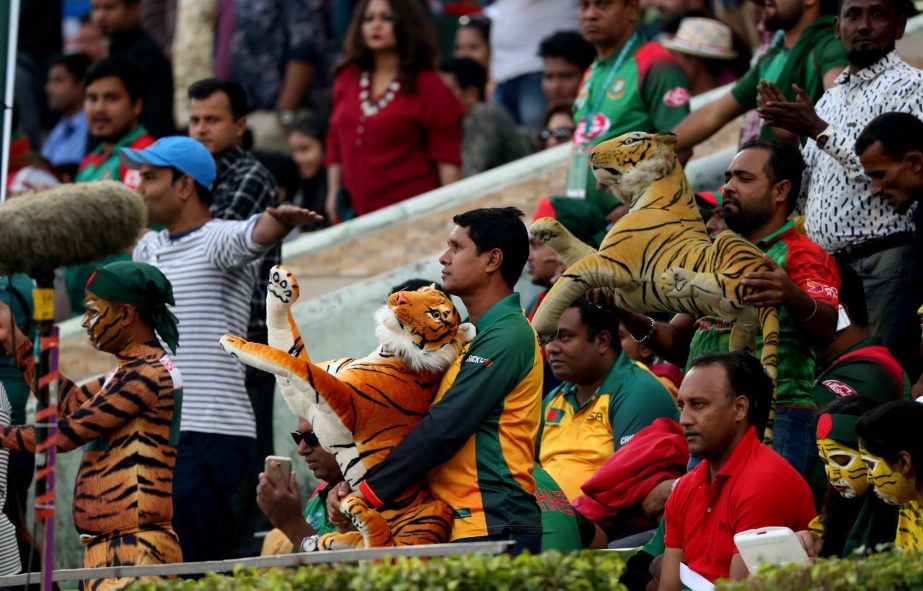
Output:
[
  {"xmin": 291, "ymin": 430, "xmax": 320, "ymax": 447},
  {"xmin": 540, "ymin": 127, "xmax": 575, "ymax": 142}
]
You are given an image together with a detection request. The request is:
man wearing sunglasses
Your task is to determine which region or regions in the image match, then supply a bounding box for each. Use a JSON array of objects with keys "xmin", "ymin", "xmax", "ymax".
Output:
[{"xmin": 256, "ymin": 418, "xmax": 344, "ymax": 554}]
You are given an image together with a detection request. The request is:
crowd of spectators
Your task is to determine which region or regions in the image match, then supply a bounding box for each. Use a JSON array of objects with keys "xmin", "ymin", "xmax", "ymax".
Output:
[{"xmin": 1, "ymin": 0, "xmax": 923, "ymax": 588}]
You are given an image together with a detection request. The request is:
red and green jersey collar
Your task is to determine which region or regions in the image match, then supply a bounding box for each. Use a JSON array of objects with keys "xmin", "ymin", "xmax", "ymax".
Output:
[
  {"xmin": 755, "ymin": 219, "xmax": 796, "ymax": 249},
  {"xmin": 86, "ymin": 124, "xmax": 149, "ymax": 158}
]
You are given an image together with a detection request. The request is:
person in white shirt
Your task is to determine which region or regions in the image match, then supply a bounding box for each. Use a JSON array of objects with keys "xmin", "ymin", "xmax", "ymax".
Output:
[
  {"xmin": 756, "ymin": 0, "xmax": 923, "ymax": 345},
  {"xmin": 119, "ymin": 136, "xmax": 321, "ymax": 562}
]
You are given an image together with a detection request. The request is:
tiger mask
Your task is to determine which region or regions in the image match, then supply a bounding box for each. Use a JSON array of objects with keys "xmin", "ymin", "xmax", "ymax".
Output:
[
  {"xmin": 531, "ymin": 131, "xmax": 781, "ymax": 441},
  {"xmin": 219, "ymin": 267, "xmax": 473, "ymax": 550}
]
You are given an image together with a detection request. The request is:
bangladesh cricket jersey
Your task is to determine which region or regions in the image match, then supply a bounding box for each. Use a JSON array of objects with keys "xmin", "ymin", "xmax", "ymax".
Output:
[
  {"xmin": 572, "ymin": 36, "xmax": 691, "ymax": 213},
  {"xmin": 687, "ymin": 220, "xmax": 841, "ymax": 408}
]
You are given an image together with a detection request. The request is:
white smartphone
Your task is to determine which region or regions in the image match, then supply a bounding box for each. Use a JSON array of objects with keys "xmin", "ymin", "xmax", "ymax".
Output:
[
  {"xmin": 733, "ymin": 527, "xmax": 809, "ymax": 573},
  {"xmin": 264, "ymin": 455, "xmax": 293, "ymax": 481}
]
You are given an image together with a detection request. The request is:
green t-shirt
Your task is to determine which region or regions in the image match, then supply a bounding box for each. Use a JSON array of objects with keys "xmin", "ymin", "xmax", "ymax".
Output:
[
  {"xmin": 0, "ymin": 275, "xmax": 34, "ymax": 425},
  {"xmin": 534, "ymin": 465, "xmax": 596, "ymax": 552},
  {"xmin": 303, "ymin": 483, "xmax": 338, "ymax": 538},
  {"xmin": 572, "ymin": 36, "xmax": 691, "ymax": 213},
  {"xmin": 731, "ymin": 16, "xmax": 847, "ymax": 141}
]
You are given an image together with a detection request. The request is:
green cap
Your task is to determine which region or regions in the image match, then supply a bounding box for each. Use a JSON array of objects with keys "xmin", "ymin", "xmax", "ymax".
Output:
[{"xmin": 86, "ymin": 261, "xmax": 180, "ymax": 354}]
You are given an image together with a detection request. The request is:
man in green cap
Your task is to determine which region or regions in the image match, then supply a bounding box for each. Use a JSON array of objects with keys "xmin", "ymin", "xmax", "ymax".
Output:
[{"xmin": 0, "ymin": 261, "xmax": 184, "ymax": 588}]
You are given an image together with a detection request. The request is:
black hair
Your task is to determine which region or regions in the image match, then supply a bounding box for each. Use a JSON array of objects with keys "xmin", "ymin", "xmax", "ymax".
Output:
[
  {"xmin": 169, "ymin": 167, "xmax": 213, "ymax": 205},
  {"xmin": 834, "ymin": 257, "xmax": 868, "ymax": 328},
  {"xmin": 689, "ymin": 351, "xmax": 773, "ymax": 439},
  {"xmin": 837, "ymin": 0, "xmax": 917, "ymax": 18},
  {"xmin": 254, "ymin": 151, "xmax": 300, "ymax": 202},
  {"xmin": 390, "ymin": 278, "xmax": 444, "ymax": 294},
  {"xmin": 542, "ymin": 100, "xmax": 575, "ymax": 129},
  {"xmin": 80, "ymin": 11, "xmax": 94, "ymax": 25},
  {"xmin": 188, "ymin": 78, "xmax": 249, "ymax": 120},
  {"xmin": 452, "ymin": 207, "xmax": 529, "ymax": 288},
  {"xmin": 457, "ymin": 14, "xmax": 491, "ymax": 44},
  {"xmin": 815, "ymin": 395, "xmax": 891, "ymax": 558},
  {"xmin": 538, "ymin": 30, "xmax": 596, "ymax": 72},
  {"xmin": 84, "ymin": 57, "xmax": 145, "ymax": 103},
  {"xmin": 50, "ymin": 52, "xmax": 93, "ymax": 84},
  {"xmin": 739, "ymin": 139, "xmax": 805, "ymax": 215},
  {"xmin": 439, "ymin": 57, "xmax": 487, "ymax": 101},
  {"xmin": 855, "ymin": 112, "xmax": 923, "ymax": 160},
  {"xmin": 856, "ymin": 400, "xmax": 923, "ymax": 484},
  {"xmin": 290, "ymin": 115, "xmax": 327, "ymax": 146},
  {"xmin": 570, "ymin": 296, "xmax": 622, "ymax": 353}
]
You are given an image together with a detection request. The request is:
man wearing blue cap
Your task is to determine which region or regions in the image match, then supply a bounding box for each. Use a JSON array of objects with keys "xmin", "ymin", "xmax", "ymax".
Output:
[{"xmin": 120, "ymin": 136, "xmax": 322, "ymax": 562}]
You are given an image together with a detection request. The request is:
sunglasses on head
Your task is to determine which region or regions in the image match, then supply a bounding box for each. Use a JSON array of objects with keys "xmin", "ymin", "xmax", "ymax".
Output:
[
  {"xmin": 291, "ymin": 430, "xmax": 320, "ymax": 447},
  {"xmin": 540, "ymin": 127, "xmax": 575, "ymax": 142}
]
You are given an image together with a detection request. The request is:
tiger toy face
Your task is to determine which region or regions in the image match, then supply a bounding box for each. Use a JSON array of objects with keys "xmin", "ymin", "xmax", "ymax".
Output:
[
  {"xmin": 590, "ymin": 131, "xmax": 679, "ymax": 204},
  {"xmin": 376, "ymin": 285, "xmax": 474, "ymax": 374},
  {"xmin": 817, "ymin": 438, "xmax": 869, "ymax": 499}
]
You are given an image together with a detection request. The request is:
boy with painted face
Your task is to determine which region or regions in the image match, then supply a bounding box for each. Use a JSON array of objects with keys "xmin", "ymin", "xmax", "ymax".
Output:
[
  {"xmin": 808, "ymin": 396, "xmax": 898, "ymax": 557},
  {"xmin": 857, "ymin": 400, "xmax": 923, "ymax": 549},
  {"xmin": 0, "ymin": 261, "xmax": 183, "ymax": 589}
]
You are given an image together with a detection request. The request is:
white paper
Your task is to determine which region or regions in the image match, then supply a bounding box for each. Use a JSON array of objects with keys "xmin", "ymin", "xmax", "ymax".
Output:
[{"xmin": 679, "ymin": 563, "xmax": 715, "ymax": 591}]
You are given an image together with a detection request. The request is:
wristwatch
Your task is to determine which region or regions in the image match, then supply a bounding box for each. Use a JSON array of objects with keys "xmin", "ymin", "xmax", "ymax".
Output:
[
  {"xmin": 278, "ymin": 109, "xmax": 296, "ymax": 126},
  {"xmin": 300, "ymin": 534, "xmax": 320, "ymax": 552},
  {"xmin": 815, "ymin": 125, "xmax": 835, "ymax": 149}
]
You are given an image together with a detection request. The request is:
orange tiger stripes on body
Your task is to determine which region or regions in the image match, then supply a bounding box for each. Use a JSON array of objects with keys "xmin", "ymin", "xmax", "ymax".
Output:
[
  {"xmin": 531, "ymin": 131, "xmax": 780, "ymax": 440},
  {"xmin": 220, "ymin": 266, "xmax": 475, "ymax": 549}
]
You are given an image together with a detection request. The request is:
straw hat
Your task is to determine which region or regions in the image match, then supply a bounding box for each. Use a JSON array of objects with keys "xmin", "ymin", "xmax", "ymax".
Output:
[{"xmin": 661, "ymin": 17, "xmax": 737, "ymax": 60}]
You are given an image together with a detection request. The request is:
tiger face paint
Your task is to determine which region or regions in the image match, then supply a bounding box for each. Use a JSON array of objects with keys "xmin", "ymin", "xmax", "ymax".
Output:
[
  {"xmin": 860, "ymin": 447, "xmax": 917, "ymax": 506},
  {"xmin": 81, "ymin": 293, "xmax": 125, "ymax": 353},
  {"xmin": 817, "ymin": 438, "xmax": 868, "ymax": 499}
]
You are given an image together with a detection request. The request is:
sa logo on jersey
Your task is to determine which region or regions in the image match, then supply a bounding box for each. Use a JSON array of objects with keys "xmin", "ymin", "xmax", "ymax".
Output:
[{"xmin": 663, "ymin": 87, "xmax": 691, "ymax": 107}]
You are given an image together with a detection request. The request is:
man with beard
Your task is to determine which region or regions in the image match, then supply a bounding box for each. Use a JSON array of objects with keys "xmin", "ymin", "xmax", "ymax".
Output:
[
  {"xmin": 670, "ymin": 0, "xmax": 847, "ymax": 152},
  {"xmin": 617, "ymin": 141, "xmax": 840, "ymax": 477},
  {"xmin": 66, "ymin": 57, "xmax": 155, "ymax": 315},
  {"xmin": 758, "ymin": 0, "xmax": 923, "ymax": 383}
]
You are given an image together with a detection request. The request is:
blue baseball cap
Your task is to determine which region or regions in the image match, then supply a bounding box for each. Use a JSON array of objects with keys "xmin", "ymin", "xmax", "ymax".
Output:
[{"xmin": 120, "ymin": 136, "xmax": 216, "ymax": 188}]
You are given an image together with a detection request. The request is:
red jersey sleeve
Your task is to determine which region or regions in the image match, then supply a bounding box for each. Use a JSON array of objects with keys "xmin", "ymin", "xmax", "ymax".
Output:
[
  {"xmin": 785, "ymin": 234, "xmax": 841, "ymax": 308},
  {"xmin": 417, "ymin": 72, "xmax": 463, "ymax": 167},
  {"xmin": 325, "ymin": 70, "xmax": 349, "ymax": 166}
]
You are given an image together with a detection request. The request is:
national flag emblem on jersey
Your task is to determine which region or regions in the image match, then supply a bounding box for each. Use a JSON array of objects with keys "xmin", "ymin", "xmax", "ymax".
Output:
[
  {"xmin": 546, "ymin": 407, "xmax": 566, "ymax": 425},
  {"xmin": 663, "ymin": 87, "xmax": 691, "ymax": 107}
]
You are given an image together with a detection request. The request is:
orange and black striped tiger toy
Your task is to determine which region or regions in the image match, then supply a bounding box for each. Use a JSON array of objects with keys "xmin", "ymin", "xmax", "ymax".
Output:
[
  {"xmin": 531, "ymin": 131, "xmax": 781, "ymax": 441},
  {"xmin": 220, "ymin": 266, "xmax": 475, "ymax": 549}
]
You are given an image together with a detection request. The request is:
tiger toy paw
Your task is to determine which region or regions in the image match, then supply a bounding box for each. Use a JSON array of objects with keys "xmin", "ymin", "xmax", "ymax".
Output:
[
  {"xmin": 266, "ymin": 265, "xmax": 300, "ymax": 328},
  {"xmin": 342, "ymin": 494, "xmax": 394, "ymax": 548},
  {"xmin": 318, "ymin": 531, "xmax": 365, "ymax": 550}
]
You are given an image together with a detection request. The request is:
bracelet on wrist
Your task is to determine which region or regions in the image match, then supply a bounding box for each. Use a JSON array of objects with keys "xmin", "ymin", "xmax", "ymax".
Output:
[
  {"xmin": 631, "ymin": 316, "xmax": 657, "ymax": 344},
  {"xmin": 801, "ymin": 298, "xmax": 819, "ymax": 322}
]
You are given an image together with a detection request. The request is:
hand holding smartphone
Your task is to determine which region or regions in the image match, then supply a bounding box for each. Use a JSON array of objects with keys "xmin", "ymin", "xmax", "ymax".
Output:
[{"xmin": 265, "ymin": 455, "xmax": 293, "ymax": 482}]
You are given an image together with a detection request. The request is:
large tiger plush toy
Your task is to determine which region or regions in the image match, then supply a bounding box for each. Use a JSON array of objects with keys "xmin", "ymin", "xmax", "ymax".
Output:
[
  {"xmin": 531, "ymin": 131, "xmax": 780, "ymax": 438},
  {"xmin": 219, "ymin": 266, "xmax": 474, "ymax": 549}
]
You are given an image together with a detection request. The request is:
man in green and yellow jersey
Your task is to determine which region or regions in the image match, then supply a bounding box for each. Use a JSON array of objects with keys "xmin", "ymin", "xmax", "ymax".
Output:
[
  {"xmin": 352, "ymin": 207, "xmax": 544, "ymax": 554},
  {"xmin": 569, "ymin": 0, "xmax": 693, "ymax": 215},
  {"xmin": 538, "ymin": 297, "xmax": 677, "ymax": 502}
]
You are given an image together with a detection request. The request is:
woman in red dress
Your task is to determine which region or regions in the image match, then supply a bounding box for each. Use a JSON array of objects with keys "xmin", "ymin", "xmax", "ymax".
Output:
[{"xmin": 325, "ymin": 0, "xmax": 464, "ymax": 221}]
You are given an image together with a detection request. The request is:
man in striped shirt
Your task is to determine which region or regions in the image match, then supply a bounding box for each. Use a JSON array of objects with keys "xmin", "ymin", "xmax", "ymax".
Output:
[{"xmin": 121, "ymin": 136, "xmax": 321, "ymax": 562}]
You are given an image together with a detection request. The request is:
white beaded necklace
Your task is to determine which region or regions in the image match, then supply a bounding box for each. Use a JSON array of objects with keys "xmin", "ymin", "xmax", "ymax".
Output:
[{"xmin": 359, "ymin": 71, "xmax": 400, "ymax": 117}]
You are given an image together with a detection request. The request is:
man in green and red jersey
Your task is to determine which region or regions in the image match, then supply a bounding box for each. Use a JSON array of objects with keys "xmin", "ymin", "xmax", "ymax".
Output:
[
  {"xmin": 67, "ymin": 57, "xmax": 156, "ymax": 315},
  {"xmin": 570, "ymin": 0, "xmax": 692, "ymax": 216},
  {"xmin": 618, "ymin": 141, "xmax": 841, "ymax": 478},
  {"xmin": 813, "ymin": 259, "xmax": 911, "ymax": 408},
  {"xmin": 671, "ymin": 0, "xmax": 847, "ymax": 153},
  {"xmin": 330, "ymin": 207, "xmax": 544, "ymax": 554}
]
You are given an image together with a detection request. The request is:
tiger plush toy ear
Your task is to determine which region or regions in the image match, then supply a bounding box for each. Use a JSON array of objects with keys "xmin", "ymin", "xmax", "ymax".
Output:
[{"xmin": 655, "ymin": 133, "xmax": 678, "ymax": 152}]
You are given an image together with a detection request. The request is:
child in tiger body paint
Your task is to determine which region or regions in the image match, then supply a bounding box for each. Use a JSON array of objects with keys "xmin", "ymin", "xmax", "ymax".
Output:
[
  {"xmin": 0, "ymin": 261, "xmax": 183, "ymax": 590},
  {"xmin": 807, "ymin": 396, "xmax": 898, "ymax": 557},
  {"xmin": 856, "ymin": 400, "xmax": 923, "ymax": 550}
]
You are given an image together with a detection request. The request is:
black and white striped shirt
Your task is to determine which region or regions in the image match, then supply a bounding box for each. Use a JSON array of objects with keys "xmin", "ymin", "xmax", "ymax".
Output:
[
  {"xmin": 133, "ymin": 215, "xmax": 268, "ymax": 438},
  {"xmin": 801, "ymin": 51, "xmax": 923, "ymax": 253},
  {"xmin": 0, "ymin": 385, "xmax": 20, "ymax": 574}
]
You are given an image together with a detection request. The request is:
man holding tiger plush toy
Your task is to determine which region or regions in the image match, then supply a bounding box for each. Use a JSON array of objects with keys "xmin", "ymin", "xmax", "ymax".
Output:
[{"xmin": 617, "ymin": 140, "xmax": 841, "ymax": 477}]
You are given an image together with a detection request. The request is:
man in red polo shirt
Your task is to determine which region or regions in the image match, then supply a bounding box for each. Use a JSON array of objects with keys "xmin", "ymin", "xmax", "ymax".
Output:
[{"xmin": 659, "ymin": 351, "xmax": 816, "ymax": 589}]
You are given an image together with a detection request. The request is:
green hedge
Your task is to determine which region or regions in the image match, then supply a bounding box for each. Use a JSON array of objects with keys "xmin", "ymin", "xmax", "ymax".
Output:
[
  {"xmin": 717, "ymin": 549, "xmax": 923, "ymax": 591},
  {"xmin": 129, "ymin": 550, "xmax": 627, "ymax": 591}
]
